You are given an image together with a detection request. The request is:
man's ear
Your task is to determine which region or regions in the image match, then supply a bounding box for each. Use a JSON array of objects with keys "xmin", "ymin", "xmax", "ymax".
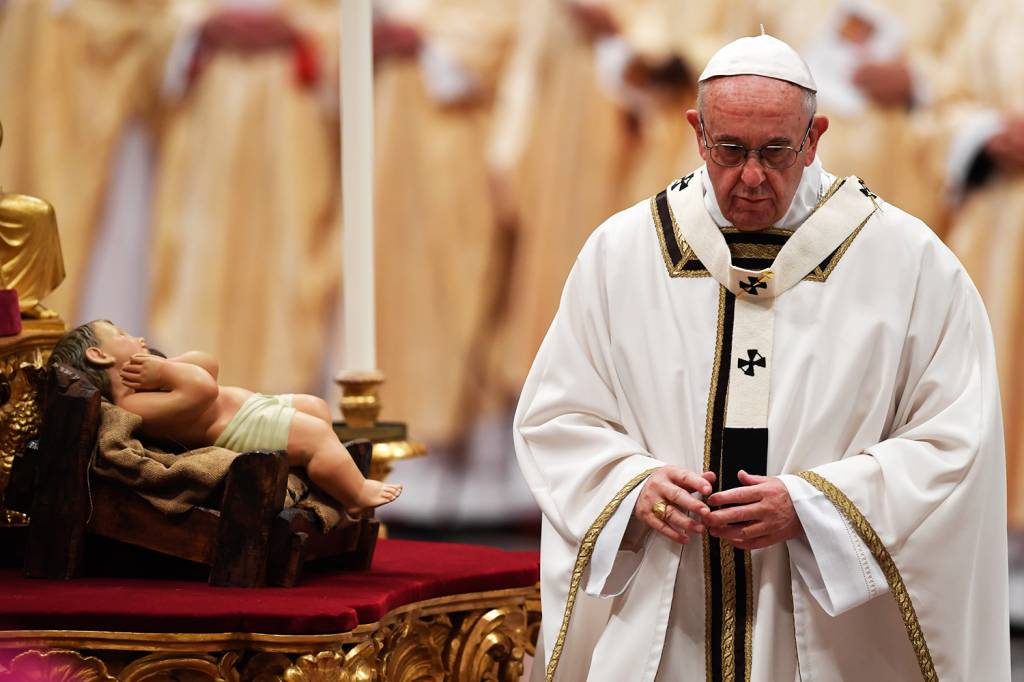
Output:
[
  {"xmin": 85, "ymin": 346, "xmax": 115, "ymax": 368},
  {"xmin": 685, "ymin": 109, "xmax": 707, "ymax": 161},
  {"xmin": 804, "ymin": 114, "xmax": 830, "ymax": 165}
]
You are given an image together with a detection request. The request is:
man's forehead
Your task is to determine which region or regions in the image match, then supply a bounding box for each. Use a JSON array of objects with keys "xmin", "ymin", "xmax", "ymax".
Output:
[
  {"xmin": 702, "ymin": 77, "xmax": 807, "ymax": 139},
  {"xmin": 704, "ymin": 74, "xmax": 805, "ymax": 107}
]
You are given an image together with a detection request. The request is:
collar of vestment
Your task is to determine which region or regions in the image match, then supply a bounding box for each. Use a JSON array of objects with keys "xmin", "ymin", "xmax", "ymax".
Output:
[
  {"xmin": 654, "ymin": 166, "xmax": 879, "ymax": 298},
  {"xmin": 702, "ymin": 156, "xmax": 828, "ymax": 229}
]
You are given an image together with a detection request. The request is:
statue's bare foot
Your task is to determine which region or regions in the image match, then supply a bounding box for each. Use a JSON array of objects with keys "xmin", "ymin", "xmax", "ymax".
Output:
[
  {"xmin": 23, "ymin": 303, "xmax": 57, "ymax": 320},
  {"xmin": 347, "ymin": 479, "xmax": 402, "ymax": 514}
]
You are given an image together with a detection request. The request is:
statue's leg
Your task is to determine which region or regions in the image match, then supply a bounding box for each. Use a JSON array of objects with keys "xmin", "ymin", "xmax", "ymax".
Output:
[{"xmin": 285, "ymin": 412, "xmax": 401, "ymax": 512}]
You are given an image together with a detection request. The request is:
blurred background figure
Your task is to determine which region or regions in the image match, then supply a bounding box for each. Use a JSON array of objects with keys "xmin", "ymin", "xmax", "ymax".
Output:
[
  {"xmin": 148, "ymin": 0, "xmax": 342, "ymax": 394},
  {"xmin": 0, "ymin": 0, "xmax": 178, "ymax": 320}
]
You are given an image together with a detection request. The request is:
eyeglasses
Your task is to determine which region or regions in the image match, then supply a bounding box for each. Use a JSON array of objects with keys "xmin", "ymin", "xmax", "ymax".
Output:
[{"xmin": 699, "ymin": 114, "xmax": 813, "ymax": 170}]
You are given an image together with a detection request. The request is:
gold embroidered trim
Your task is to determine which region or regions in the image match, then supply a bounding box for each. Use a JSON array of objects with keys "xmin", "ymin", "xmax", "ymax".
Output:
[
  {"xmin": 728, "ymin": 243, "xmax": 783, "ymax": 260},
  {"xmin": 720, "ymin": 540, "xmax": 738, "ymax": 681},
  {"xmin": 743, "ymin": 549, "xmax": 754, "ymax": 682},
  {"xmin": 797, "ymin": 471, "xmax": 937, "ymax": 682},
  {"xmin": 651, "ymin": 196, "xmax": 703, "ymax": 278},
  {"xmin": 815, "ymin": 176, "xmax": 847, "ymax": 210},
  {"xmin": 805, "ymin": 213, "xmax": 873, "ymax": 282},
  {"xmin": 651, "ymin": 194, "xmax": 708, "ymax": 279},
  {"xmin": 720, "ymin": 227, "xmax": 794, "ymax": 236},
  {"xmin": 545, "ymin": 467, "xmax": 662, "ymax": 682},
  {"xmin": 703, "ymin": 286, "xmax": 728, "ymax": 682}
]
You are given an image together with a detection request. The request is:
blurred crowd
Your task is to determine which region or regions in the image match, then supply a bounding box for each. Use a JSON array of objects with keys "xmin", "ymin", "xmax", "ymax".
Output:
[{"xmin": 2, "ymin": 0, "xmax": 1024, "ymax": 523}]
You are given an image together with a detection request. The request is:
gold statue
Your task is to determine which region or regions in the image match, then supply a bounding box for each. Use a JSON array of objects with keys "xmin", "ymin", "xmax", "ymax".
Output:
[{"xmin": 0, "ymin": 121, "xmax": 65, "ymax": 319}]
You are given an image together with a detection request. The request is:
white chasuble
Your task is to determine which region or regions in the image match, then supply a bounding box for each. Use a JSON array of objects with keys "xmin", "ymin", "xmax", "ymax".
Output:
[{"xmin": 514, "ymin": 167, "xmax": 1008, "ymax": 681}]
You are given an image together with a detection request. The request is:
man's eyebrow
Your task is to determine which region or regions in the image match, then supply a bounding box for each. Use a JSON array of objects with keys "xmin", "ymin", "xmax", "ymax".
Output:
[{"xmin": 712, "ymin": 134, "xmax": 793, "ymax": 146}]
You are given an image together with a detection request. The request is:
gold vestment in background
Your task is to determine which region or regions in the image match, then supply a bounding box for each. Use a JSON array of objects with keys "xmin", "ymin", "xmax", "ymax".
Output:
[{"xmin": 0, "ymin": 193, "xmax": 64, "ymax": 317}]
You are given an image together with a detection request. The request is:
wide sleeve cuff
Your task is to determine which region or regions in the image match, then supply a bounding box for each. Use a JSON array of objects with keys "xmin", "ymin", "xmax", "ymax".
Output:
[
  {"xmin": 583, "ymin": 482, "xmax": 650, "ymax": 597},
  {"xmin": 781, "ymin": 474, "xmax": 888, "ymax": 616},
  {"xmin": 945, "ymin": 109, "xmax": 1004, "ymax": 200}
]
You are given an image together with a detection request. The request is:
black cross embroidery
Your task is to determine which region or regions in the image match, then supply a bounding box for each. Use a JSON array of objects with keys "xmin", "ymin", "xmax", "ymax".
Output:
[
  {"xmin": 739, "ymin": 276, "xmax": 767, "ymax": 295},
  {"xmin": 858, "ymin": 179, "xmax": 877, "ymax": 200},
  {"xmin": 670, "ymin": 173, "xmax": 694, "ymax": 192},
  {"xmin": 738, "ymin": 349, "xmax": 766, "ymax": 377}
]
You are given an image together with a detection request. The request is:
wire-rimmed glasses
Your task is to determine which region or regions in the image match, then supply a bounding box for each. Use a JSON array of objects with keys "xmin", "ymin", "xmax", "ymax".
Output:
[{"xmin": 699, "ymin": 114, "xmax": 813, "ymax": 170}]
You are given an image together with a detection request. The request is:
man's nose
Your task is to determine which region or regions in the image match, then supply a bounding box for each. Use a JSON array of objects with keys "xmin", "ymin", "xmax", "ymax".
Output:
[{"xmin": 740, "ymin": 154, "xmax": 767, "ymax": 187}]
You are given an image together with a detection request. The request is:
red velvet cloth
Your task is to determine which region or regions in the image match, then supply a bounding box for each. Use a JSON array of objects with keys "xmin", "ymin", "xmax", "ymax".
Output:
[
  {"xmin": 0, "ymin": 290, "xmax": 21, "ymax": 337},
  {"xmin": 0, "ymin": 540, "xmax": 539, "ymax": 635}
]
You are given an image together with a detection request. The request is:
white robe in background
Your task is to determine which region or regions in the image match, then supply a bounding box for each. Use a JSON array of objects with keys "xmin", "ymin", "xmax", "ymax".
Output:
[{"xmin": 515, "ymin": 165, "xmax": 1008, "ymax": 681}]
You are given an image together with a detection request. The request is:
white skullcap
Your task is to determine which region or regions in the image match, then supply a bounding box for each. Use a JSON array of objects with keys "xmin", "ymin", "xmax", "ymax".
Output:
[{"xmin": 698, "ymin": 33, "xmax": 817, "ymax": 92}]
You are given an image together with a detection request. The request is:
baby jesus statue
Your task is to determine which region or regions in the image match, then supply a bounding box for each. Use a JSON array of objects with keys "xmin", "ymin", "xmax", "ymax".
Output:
[{"xmin": 49, "ymin": 320, "xmax": 402, "ymax": 512}]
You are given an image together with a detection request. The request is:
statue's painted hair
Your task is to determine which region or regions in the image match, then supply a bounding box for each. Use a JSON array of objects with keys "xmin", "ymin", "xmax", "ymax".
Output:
[{"xmin": 48, "ymin": 320, "xmax": 113, "ymax": 400}]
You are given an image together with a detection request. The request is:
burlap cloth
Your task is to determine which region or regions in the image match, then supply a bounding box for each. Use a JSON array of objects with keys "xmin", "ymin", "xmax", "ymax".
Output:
[{"xmin": 92, "ymin": 402, "xmax": 343, "ymax": 531}]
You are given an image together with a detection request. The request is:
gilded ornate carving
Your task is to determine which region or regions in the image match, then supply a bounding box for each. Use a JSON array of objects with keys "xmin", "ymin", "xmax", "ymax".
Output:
[
  {"xmin": 281, "ymin": 651, "xmax": 347, "ymax": 682},
  {"xmin": 0, "ymin": 319, "xmax": 64, "ymax": 522},
  {"xmin": 524, "ymin": 593, "xmax": 541, "ymax": 658},
  {"xmin": 0, "ymin": 649, "xmax": 114, "ymax": 682},
  {"xmin": 340, "ymin": 639, "xmax": 380, "ymax": 682},
  {"xmin": 378, "ymin": 613, "xmax": 449, "ymax": 681},
  {"xmin": 243, "ymin": 647, "xmax": 381, "ymax": 682},
  {"xmin": 119, "ymin": 651, "xmax": 240, "ymax": 682},
  {"xmin": 242, "ymin": 652, "xmax": 294, "ymax": 681},
  {"xmin": 447, "ymin": 606, "xmax": 528, "ymax": 682},
  {"xmin": 0, "ymin": 363, "xmax": 45, "ymax": 523}
]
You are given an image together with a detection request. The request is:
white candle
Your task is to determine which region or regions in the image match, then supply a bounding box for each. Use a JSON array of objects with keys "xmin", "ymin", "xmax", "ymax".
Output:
[{"xmin": 341, "ymin": 0, "xmax": 376, "ymax": 372}]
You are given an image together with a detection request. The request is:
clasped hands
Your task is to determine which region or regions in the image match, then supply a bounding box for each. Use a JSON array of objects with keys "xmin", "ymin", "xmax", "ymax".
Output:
[
  {"xmin": 633, "ymin": 466, "xmax": 801, "ymax": 551},
  {"xmin": 120, "ymin": 353, "xmax": 167, "ymax": 391}
]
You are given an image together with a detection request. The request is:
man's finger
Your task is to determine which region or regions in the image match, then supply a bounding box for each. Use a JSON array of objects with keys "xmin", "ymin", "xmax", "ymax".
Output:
[
  {"xmin": 707, "ymin": 484, "xmax": 764, "ymax": 507},
  {"xmin": 665, "ymin": 486, "xmax": 710, "ymax": 517},
  {"xmin": 704, "ymin": 502, "xmax": 764, "ymax": 528},
  {"xmin": 661, "ymin": 505, "xmax": 705, "ymax": 536},
  {"xmin": 730, "ymin": 531, "xmax": 787, "ymax": 551},
  {"xmin": 646, "ymin": 515, "xmax": 690, "ymax": 545},
  {"xmin": 736, "ymin": 470, "xmax": 769, "ymax": 486},
  {"xmin": 710, "ymin": 519, "xmax": 770, "ymax": 542},
  {"xmin": 664, "ymin": 468, "xmax": 714, "ymax": 496}
]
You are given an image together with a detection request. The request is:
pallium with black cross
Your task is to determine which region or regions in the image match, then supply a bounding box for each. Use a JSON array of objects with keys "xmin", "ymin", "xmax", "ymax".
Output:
[{"xmin": 701, "ymin": 287, "xmax": 769, "ymax": 682}]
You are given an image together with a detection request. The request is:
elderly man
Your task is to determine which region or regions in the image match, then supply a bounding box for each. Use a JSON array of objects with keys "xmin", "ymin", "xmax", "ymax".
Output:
[{"xmin": 514, "ymin": 34, "xmax": 1008, "ymax": 681}]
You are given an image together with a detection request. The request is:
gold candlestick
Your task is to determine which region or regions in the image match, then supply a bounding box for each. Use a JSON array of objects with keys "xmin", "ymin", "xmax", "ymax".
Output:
[
  {"xmin": 335, "ymin": 370, "xmax": 426, "ymax": 482},
  {"xmin": 336, "ymin": 369, "xmax": 384, "ymax": 428}
]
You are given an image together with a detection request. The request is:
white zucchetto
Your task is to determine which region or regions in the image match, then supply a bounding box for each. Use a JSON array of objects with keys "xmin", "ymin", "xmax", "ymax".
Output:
[{"xmin": 699, "ymin": 33, "xmax": 817, "ymax": 92}]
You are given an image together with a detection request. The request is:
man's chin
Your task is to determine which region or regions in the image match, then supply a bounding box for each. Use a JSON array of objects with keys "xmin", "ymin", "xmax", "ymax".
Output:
[
  {"xmin": 727, "ymin": 212, "xmax": 777, "ymax": 231},
  {"xmin": 725, "ymin": 201, "xmax": 779, "ymax": 231}
]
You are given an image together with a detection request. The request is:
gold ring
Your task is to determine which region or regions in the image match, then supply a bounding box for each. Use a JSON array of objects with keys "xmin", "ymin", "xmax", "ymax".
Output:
[{"xmin": 652, "ymin": 500, "xmax": 668, "ymax": 520}]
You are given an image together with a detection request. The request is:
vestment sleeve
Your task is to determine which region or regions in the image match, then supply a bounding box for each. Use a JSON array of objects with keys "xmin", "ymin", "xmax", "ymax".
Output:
[
  {"xmin": 798, "ymin": 256, "xmax": 1007, "ymax": 663},
  {"xmin": 583, "ymin": 483, "xmax": 656, "ymax": 597},
  {"xmin": 514, "ymin": 228, "xmax": 665, "ymax": 549},
  {"xmin": 781, "ymin": 474, "xmax": 888, "ymax": 615}
]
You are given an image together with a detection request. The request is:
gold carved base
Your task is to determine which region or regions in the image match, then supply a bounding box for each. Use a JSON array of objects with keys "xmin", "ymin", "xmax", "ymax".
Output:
[
  {"xmin": 0, "ymin": 318, "xmax": 65, "ymax": 526},
  {"xmin": 0, "ymin": 586, "xmax": 541, "ymax": 681}
]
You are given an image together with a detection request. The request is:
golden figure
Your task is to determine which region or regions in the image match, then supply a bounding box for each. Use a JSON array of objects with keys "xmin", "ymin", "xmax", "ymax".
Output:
[{"xmin": 0, "ymin": 122, "xmax": 65, "ymax": 319}]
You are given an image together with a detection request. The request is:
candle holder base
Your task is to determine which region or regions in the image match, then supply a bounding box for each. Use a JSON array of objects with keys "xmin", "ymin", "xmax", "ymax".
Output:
[
  {"xmin": 332, "ymin": 421, "xmax": 426, "ymax": 482},
  {"xmin": 335, "ymin": 370, "xmax": 426, "ymax": 482}
]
